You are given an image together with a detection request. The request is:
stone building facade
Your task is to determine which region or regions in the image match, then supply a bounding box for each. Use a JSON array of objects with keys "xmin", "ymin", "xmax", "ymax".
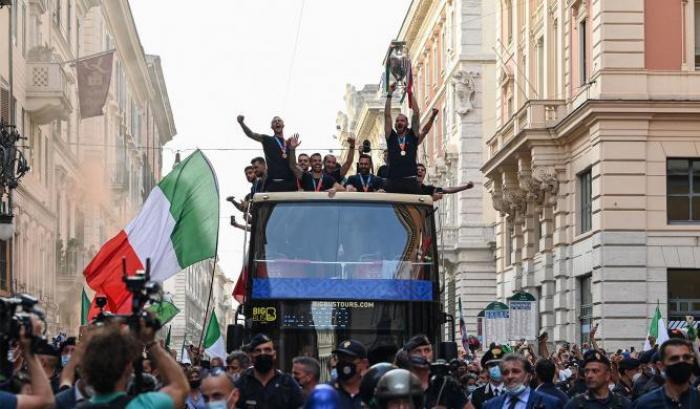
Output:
[
  {"xmin": 0, "ymin": 0, "xmax": 175, "ymax": 334},
  {"xmin": 338, "ymin": 0, "xmax": 498, "ymax": 337},
  {"xmin": 483, "ymin": 0, "xmax": 700, "ymax": 349}
]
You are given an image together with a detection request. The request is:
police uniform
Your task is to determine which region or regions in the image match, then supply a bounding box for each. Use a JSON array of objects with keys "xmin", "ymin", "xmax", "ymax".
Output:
[
  {"xmin": 612, "ymin": 358, "xmax": 640, "ymax": 400},
  {"xmin": 471, "ymin": 346, "xmax": 506, "ymax": 409},
  {"xmin": 329, "ymin": 339, "xmax": 368, "ymax": 409},
  {"xmin": 234, "ymin": 334, "xmax": 304, "ymax": 409},
  {"xmin": 564, "ymin": 352, "xmax": 632, "ymax": 409},
  {"xmin": 235, "ymin": 368, "xmax": 304, "ymax": 409}
]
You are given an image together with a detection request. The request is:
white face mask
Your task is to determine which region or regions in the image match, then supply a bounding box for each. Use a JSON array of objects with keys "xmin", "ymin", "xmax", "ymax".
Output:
[
  {"xmin": 558, "ymin": 368, "xmax": 572, "ymax": 381},
  {"xmin": 506, "ymin": 383, "xmax": 527, "ymax": 396},
  {"xmin": 206, "ymin": 391, "xmax": 234, "ymax": 409}
]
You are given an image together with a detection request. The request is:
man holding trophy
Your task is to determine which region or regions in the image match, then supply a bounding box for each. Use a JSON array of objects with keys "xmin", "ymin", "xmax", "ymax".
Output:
[{"xmin": 383, "ymin": 42, "xmax": 425, "ymax": 194}]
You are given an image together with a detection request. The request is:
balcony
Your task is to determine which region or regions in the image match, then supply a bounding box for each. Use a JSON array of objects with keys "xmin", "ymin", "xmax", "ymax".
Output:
[
  {"xmin": 488, "ymin": 100, "xmax": 566, "ymax": 159},
  {"xmin": 25, "ymin": 62, "xmax": 73, "ymax": 125}
]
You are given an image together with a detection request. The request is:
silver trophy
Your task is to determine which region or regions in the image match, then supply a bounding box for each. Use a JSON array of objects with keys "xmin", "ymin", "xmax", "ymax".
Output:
[{"xmin": 385, "ymin": 41, "xmax": 409, "ymax": 91}]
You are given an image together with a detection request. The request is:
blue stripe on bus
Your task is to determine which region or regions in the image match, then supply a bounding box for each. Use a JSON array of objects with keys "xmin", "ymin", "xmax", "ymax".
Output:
[{"xmin": 251, "ymin": 278, "xmax": 433, "ymax": 301}]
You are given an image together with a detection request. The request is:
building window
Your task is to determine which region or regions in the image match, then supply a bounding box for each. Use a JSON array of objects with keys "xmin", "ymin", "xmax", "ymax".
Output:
[
  {"xmin": 667, "ymin": 159, "xmax": 700, "ymax": 222},
  {"xmin": 579, "ymin": 19, "xmax": 587, "ymax": 86},
  {"xmin": 668, "ymin": 269, "xmax": 700, "ymax": 322},
  {"xmin": 579, "ymin": 169, "xmax": 592, "ymax": 233},
  {"xmin": 579, "ymin": 275, "xmax": 593, "ymax": 344},
  {"xmin": 695, "ymin": 1, "xmax": 700, "ymax": 67}
]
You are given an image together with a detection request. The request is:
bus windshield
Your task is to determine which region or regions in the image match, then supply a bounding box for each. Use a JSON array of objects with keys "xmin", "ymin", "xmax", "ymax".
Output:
[{"xmin": 251, "ymin": 201, "xmax": 436, "ymax": 302}]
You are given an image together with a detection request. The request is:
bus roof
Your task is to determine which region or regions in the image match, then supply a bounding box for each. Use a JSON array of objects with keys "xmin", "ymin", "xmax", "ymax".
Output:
[{"xmin": 251, "ymin": 191, "xmax": 434, "ymax": 206}]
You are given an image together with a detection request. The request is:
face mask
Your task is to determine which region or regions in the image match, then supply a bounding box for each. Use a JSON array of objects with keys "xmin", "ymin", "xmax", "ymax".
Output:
[
  {"xmin": 632, "ymin": 372, "xmax": 642, "ymax": 383},
  {"xmin": 506, "ymin": 383, "xmax": 527, "ymax": 396},
  {"xmin": 467, "ymin": 385, "xmax": 478, "ymax": 394},
  {"xmin": 61, "ymin": 355, "xmax": 71, "ymax": 367},
  {"xmin": 231, "ymin": 372, "xmax": 240, "ymax": 382},
  {"xmin": 488, "ymin": 366, "xmax": 502, "ymax": 382},
  {"xmin": 558, "ymin": 368, "xmax": 572, "ymax": 381},
  {"xmin": 336, "ymin": 361, "xmax": 357, "ymax": 381},
  {"xmin": 206, "ymin": 391, "xmax": 234, "ymax": 409},
  {"xmin": 253, "ymin": 354, "xmax": 274, "ymax": 374},
  {"xmin": 409, "ymin": 355, "xmax": 430, "ymax": 368},
  {"xmin": 665, "ymin": 362, "xmax": 693, "ymax": 384},
  {"xmin": 189, "ymin": 379, "xmax": 201, "ymax": 389},
  {"xmin": 330, "ymin": 368, "xmax": 338, "ymax": 380}
]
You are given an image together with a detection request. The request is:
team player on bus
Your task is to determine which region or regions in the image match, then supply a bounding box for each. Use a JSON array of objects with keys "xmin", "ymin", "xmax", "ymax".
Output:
[
  {"xmin": 345, "ymin": 154, "xmax": 385, "ymax": 192},
  {"xmin": 383, "ymin": 82, "xmax": 422, "ymax": 194},
  {"xmin": 323, "ymin": 133, "xmax": 356, "ymax": 184},
  {"xmin": 237, "ymin": 114, "xmax": 297, "ymax": 192},
  {"xmin": 287, "ymin": 135, "xmax": 344, "ymax": 195},
  {"xmin": 416, "ymin": 163, "xmax": 473, "ymax": 201}
]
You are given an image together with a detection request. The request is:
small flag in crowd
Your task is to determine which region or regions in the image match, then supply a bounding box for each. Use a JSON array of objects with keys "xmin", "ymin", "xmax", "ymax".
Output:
[
  {"xmin": 203, "ymin": 311, "xmax": 227, "ymax": 360},
  {"xmin": 147, "ymin": 297, "xmax": 180, "ymax": 326},
  {"xmin": 180, "ymin": 335, "xmax": 191, "ymax": 365},
  {"xmin": 458, "ymin": 297, "xmax": 469, "ymax": 355},
  {"xmin": 83, "ymin": 150, "xmax": 219, "ymax": 319},
  {"xmin": 81, "ymin": 288, "xmax": 90, "ymax": 326},
  {"xmin": 644, "ymin": 305, "xmax": 670, "ymax": 351}
]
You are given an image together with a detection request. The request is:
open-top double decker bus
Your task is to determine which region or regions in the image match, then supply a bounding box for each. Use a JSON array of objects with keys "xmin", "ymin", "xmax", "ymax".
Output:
[{"xmin": 234, "ymin": 191, "xmax": 446, "ymax": 371}]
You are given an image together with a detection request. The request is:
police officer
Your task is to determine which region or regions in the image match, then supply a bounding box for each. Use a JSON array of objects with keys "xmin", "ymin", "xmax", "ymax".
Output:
[
  {"xmin": 234, "ymin": 334, "xmax": 304, "ymax": 409},
  {"xmin": 329, "ymin": 339, "xmax": 369, "ymax": 409},
  {"xmin": 612, "ymin": 358, "xmax": 640, "ymax": 400},
  {"xmin": 470, "ymin": 345, "xmax": 506, "ymax": 409},
  {"xmin": 564, "ymin": 350, "xmax": 632, "ymax": 409},
  {"xmin": 374, "ymin": 369, "xmax": 424, "ymax": 409},
  {"xmin": 400, "ymin": 335, "xmax": 467, "ymax": 409}
]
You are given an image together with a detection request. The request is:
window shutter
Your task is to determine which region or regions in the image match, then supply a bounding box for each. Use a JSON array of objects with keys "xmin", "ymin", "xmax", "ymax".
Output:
[{"xmin": 0, "ymin": 88, "xmax": 9, "ymax": 123}]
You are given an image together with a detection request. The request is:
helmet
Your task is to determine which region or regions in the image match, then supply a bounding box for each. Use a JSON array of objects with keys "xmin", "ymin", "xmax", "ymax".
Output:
[
  {"xmin": 304, "ymin": 384, "xmax": 340, "ymax": 409},
  {"xmin": 374, "ymin": 369, "xmax": 424, "ymax": 409},
  {"xmin": 360, "ymin": 363, "xmax": 395, "ymax": 408}
]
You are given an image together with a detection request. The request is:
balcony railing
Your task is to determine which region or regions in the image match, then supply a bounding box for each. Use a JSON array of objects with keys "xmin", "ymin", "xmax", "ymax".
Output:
[
  {"xmin": 489, "ymin": 99, "xmax": 566, "ymax": 157},
  {"xmin": 25, "ymin": 62, "xmax": 72, "ymax": 125}
]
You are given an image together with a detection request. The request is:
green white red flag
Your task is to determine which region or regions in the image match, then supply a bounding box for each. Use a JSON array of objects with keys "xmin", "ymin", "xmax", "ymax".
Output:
[
  {"xmin": 83, "ymin": 150, "xmax": 219, "ymax": 318},
  {"xmin": 204, "ymin": 311, "xmax": 226, "ymax": 360}
]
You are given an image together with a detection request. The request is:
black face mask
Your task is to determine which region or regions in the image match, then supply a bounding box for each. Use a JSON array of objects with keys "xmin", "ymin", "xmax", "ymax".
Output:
[
  {"xmin": 189, "ymin": 379, "xmax": 201, "ymax": 389},
  {"xmin": 336, "ymin": 361, "xmax": 357, "ymax": 381},
  {"xmin": 409, "ymin": 355, "xmax": 430, "ymax": 368},
  {"xmin": 254, "ymin": 354, "xmax": 274, "ymax": 374},
  {"xmin": 665, "ymin": 362, "xmax": 694, "ymax": 384}
]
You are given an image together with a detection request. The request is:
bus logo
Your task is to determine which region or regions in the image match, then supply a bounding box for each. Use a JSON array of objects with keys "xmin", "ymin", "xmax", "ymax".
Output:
[{"xmin": 253, "ymin": 307, "xmax": 277, "ymax": 322}]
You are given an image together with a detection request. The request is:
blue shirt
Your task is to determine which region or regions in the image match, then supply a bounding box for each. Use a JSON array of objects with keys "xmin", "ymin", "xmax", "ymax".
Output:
[
  {"xmin": 0, "ymin": 391, "xmax": 17, "ymax": 409},
  {"xmin": 634, "ymin": 386, "xmax": 697, "ymax": 409},
  {"xmin": 186, "ymin": 391, "xmax": 207, "ymax": 409},
  {"xmin": 502, "ymin": 388, "xmax": 531, "ymax": 409},
  {"xmin": 91, "ymin": 391, "xmax": 174, "ymax": 409}
]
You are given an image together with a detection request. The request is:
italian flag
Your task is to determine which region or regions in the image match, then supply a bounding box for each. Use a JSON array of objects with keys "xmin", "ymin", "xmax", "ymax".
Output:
[
  {"xmin": 204, "ymin": 311, "xmax": 226, "ymax": 360},
  {"xmin": 84, "ymin": 150, "xmax": 219, "ymax": 317},
  {"xmin": 643, "ymin": 305, "xmax": 670, "ymax": 351}
]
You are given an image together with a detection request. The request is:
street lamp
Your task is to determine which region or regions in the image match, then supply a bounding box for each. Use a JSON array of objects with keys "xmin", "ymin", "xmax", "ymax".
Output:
[{"xmin": 0, "ymin": 120, "xmax": 30, "ymax": 241}]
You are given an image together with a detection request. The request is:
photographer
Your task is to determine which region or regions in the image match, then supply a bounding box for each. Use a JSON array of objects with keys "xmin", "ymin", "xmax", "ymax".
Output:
[
  {"xmin": 398, "ymin": 335, "xmax": 467, "ymax": 409},
  {"xmin": 79, "ymin": 321, "xmax": 189, "ymax": 409},
  {"xmin": 0, "ymin": 319, "xmax": 55, "ymax": 409}
]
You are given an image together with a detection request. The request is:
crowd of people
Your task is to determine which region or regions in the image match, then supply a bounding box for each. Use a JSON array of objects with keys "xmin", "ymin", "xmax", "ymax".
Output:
[
  {"xmin": 3, "ymin": 310, "xmax": 700, "ymax": 409},
  {"xmin": 227, "ymin": 82, "xmax": 473, "ymax": 224}
]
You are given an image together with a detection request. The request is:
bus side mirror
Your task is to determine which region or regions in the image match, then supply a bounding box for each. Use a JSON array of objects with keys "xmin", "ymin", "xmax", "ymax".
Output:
[{"xmin": 226, "ymin": 324, "xmax": 245, "ymax": 352}]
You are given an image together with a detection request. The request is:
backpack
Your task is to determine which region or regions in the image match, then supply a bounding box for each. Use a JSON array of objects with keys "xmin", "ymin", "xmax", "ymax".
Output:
[{"xmin": 76, "ymin": 394, "xmax": 133, "ymax": 409}]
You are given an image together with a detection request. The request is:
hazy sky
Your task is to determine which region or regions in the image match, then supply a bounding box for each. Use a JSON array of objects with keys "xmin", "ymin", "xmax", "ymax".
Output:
[{"xmin": 130, "ymin": 0, "xmax": 412, "ymax": 278}]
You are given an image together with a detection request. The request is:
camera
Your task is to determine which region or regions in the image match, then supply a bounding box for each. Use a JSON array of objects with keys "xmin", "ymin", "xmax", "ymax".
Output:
[
  {"xmin": 0, "ymin": 293, "xmax": 45, "ymax": 382},
  {"xmin": 361, "ymin": 140, "xmax": 371, "ymax": 153}
]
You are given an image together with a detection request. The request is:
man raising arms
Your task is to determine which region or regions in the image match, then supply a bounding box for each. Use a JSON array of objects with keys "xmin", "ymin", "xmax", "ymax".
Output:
[
  {"xmin": 384, "ymin": 83, "xmax": 422, "ymax": 194},
  {"xmin": 237, "ymin": 115, "xmax": 296, "ymax": 192}
]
